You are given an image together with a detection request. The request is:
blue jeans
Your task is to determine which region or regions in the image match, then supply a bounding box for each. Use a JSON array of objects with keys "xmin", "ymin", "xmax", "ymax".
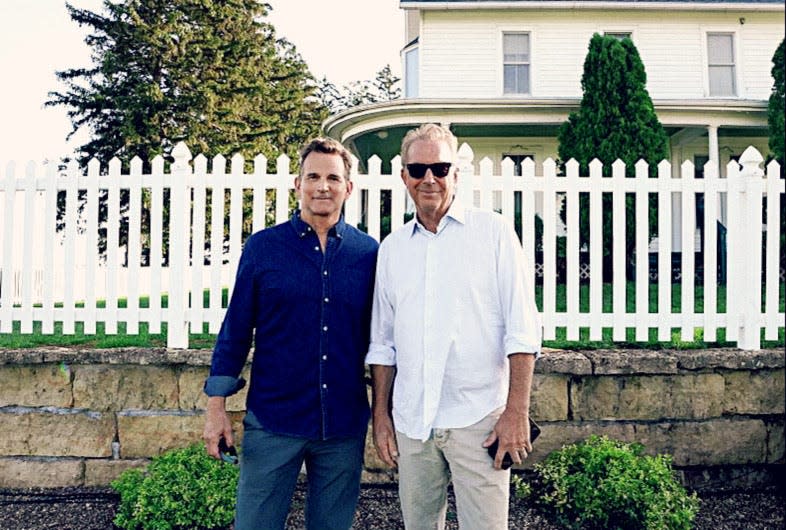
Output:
[{"xmin": 235, "ymin": 413, "xmax": 365, "ymax": 530}]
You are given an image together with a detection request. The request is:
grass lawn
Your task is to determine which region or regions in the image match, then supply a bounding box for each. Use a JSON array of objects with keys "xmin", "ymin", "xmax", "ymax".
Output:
[{"xmin": 1, "ymin": 283, "xmax": 783, "ymax": 350}]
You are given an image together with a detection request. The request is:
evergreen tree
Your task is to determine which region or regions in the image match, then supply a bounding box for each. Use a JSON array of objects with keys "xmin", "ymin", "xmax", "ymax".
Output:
[
  {"xmin": 319, "ymin": 64, "xmax": 401, "ymax": 114},
  {"xmin": 768, "ymin": 39, "xmax": 785, "ymax": 164},
  {"xmin": 47, "ymin": 0, "xmax": 326, "ymax": 167},
  {"xmin": 558, "ymin": 34, "xmax": 668, "ymax": 175},
  {"xmin": 557, "ymin": 34, "xmax": 668, "ymax": 267}
]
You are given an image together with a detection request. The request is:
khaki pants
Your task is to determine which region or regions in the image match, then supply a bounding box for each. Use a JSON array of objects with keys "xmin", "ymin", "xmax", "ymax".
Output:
[{"xmin": 396, "ymin": 408, "xmax": 510, "ymax": 530}]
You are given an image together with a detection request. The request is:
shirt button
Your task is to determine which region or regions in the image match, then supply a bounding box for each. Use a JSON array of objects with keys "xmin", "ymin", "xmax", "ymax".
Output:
[
  {"xmin": 322, "ymin": 355, "xmax": 327, "ymax": 360},
  {"xmin": 324, "ymin": 297, "xmax": 329, "ymax": 303},
  {"xmin": 314, "ymin": 246, "xmax": 319, "ymax": 251},
  {"xmin": 322, "ymin": 384, "xmax": 327, "ymax": 389},
  {"xmin": 323, "ymin": 270, "xmax": 328, "ymax": 276},
  {"xmin": 323, "ymin": 326, "xmax": 328, "ymax": 331}
]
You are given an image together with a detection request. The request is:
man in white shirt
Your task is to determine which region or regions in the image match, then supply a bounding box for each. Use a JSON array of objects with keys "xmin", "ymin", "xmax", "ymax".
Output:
[{"xmin": 366, "ymin": 123, "xmax": 542, "ymax": 530}]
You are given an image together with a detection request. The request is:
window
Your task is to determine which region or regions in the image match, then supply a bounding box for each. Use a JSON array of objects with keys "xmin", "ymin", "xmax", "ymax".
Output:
[
  {"xmin": 404, "ymin": 45, "xmax": 419, "ymax": 98},
  {"xmin": 604, "ymin": 32, "xmax": 632, "ymax": 41},
  {"xmin": 503, "ymin": 33, "xmax": 530, "ymax": 95},
  {"xmin": 707, "ymin": 33, "xmax": 736, "ymax": 96}
]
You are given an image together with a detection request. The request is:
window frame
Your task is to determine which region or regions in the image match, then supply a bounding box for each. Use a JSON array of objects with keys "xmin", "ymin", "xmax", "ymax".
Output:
[
  {"xmin": 501, "ymin": 31, "xmax": 532, "ymax": 96},
  {"xmin": 705, "ymin": 32, "xmax": 738, "ymax": 97}
]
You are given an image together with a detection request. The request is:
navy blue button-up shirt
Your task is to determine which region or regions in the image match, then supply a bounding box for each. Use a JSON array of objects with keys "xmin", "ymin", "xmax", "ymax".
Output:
[{"xmin": 204, "ymin": 212, "xmax": 378, "ymax": 440}]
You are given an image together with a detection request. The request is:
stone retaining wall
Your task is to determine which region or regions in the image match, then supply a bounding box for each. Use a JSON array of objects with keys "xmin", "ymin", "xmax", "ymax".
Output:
[{"xmin": 0, "ymin": 347, "xmax": 783, "ymax": 489}]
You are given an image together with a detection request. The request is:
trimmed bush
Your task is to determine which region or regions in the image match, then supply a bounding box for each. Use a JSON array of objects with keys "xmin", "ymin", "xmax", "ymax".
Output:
[
  {"xmin": 111, "ymin": 443, "xmax": 239, "ymax": 530},
  {"xmin": 516, "ymin": 435, "xmax": 699, "ymax": 530}
]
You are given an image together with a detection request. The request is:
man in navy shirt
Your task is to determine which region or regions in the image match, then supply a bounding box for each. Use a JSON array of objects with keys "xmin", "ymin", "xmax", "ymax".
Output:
[{"xmin": 203, "ymin": 137, "xmax": 378, "ymax": 530}]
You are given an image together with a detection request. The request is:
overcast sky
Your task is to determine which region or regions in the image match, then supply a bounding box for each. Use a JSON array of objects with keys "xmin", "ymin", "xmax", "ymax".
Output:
[{"xmin": 0, "ymin": 0, "xmax": 403, "ymax": 163}]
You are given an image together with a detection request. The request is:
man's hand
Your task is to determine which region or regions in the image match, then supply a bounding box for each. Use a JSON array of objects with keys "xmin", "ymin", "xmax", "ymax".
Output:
[
  {"xmin": 372, "ymin": 412, "xmax": 399, "ymax": 469},
  {"xmin": 203, "ymin": 396, "xmax": 233, "ymax": 460},
  {"xmin": 482, "ymin": 408, "xmax": 531, "ymax": 470}
]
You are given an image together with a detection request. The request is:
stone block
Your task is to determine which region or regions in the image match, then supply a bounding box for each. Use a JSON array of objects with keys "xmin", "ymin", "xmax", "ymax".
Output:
[
  {"xmin": 723, "ymin": 369, "xmax": 785, "ymax": 415},
  {"xmin": 73, "ymin": 365, "xmax": 179, "ymax": 411},
  {"xmin": 572, "ymin": 374, "xmax": 724, "ymax": 420},
  {"xmin": 531, "ymin": 374, "xmax": 568, "ymax": 421},
  {"xmin": 0, "ymin": 408, "xmax": 115, "ymax": 457},
  {"xmin": 536, "ymin": 349, "xmax": 592, "ymax": 375},
  {"xmin": 634, "ymin": 419, "xmax": 767, "ymax": 466},
  {"xmin": 179, "ymin": 366, "xmax": 250, "ymax": 412},
  {"xmin": 84, "ymin": 458, "xmax": 149, "ymax": 486},
  {"xmin": 0, "ymin": 457, "xmax": 84, "ymax": 488},
  {"xmin": 585, "ymin": 349, "xmax": 679, "ymax": 375},
  {"xmin": 766, "ymin": 417, "xmax": 785, "ymax": 463},
  {"xmin": 117, "ymin": 412, "xmax": 205, "ymax": 458},
  {"xmin": 0, "ymin": 364, "xmax": 72, "ymax": 407}
]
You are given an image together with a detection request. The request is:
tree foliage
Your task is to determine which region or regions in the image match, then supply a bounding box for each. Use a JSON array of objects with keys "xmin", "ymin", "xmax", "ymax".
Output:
[
  {"xmin": 318, "ymin": 64, "xmax": 401, "ymax": 114},
  {"xmin": 47, "ymin": 0, "xmax": 327, "ymax": 167},
  {"xmin": 558, "ymin": 34, "xmax": 669, "ymax": 175},
  {"xmin": 558, "ymin": 34, "xmax": 669, "ymax": 263},
  {"xmin": 768, "ymin": 39, "xmax": 785, "ymax": 164}
]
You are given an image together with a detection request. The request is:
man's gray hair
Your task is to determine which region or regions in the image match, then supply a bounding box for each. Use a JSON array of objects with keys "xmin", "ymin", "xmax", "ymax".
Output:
[{"xmin": 400, "ymin": 123, "xmax": 458, "ymax": 164}]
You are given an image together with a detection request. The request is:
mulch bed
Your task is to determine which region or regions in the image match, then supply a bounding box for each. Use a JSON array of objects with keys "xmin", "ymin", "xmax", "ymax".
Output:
[{"xmin": 0, "ymin": 484, "xmax": 783, "ymax": 529}]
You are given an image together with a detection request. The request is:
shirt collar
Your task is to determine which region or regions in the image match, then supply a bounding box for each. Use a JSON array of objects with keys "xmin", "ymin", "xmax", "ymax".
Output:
[
  {"xmin": 291, "ymin": 210, "xmax": 346, "ymax": 239},
  {"xmin": 410, "ymin": 197, "xmax": 465, "ymax": 237}
]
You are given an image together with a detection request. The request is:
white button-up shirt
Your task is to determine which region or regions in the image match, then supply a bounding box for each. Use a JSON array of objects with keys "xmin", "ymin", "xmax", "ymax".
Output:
[{"xmin": 366, "ymin": 201, "xmax": 542, "ymax": 441}]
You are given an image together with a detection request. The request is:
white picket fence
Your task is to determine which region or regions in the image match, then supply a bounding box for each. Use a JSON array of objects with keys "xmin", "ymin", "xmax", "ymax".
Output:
[{"xmin": 1, "ymin": 142, "xmax": 783, "ymax": 349}]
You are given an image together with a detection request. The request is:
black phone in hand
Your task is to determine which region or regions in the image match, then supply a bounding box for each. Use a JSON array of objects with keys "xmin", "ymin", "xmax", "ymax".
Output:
[{"xmin": 487, "ymin": 418, "xmax": 541, "ymax": 470}]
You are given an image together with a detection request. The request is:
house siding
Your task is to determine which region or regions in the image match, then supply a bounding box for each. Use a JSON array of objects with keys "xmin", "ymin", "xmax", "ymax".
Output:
[{"xmin": 418, "ymin": 9, "xmax": 783, "ymax": 100}]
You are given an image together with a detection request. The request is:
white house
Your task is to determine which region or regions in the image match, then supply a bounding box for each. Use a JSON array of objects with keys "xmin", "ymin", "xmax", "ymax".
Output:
[{"xmin": 324, "ymin": 0, "xmax": 784, "ymax": 179}]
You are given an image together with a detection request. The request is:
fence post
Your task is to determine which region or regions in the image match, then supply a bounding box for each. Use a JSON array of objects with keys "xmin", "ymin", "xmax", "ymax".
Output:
[
  {"xmin": 727, "ymin": 146, "xmax": 764, "ymax": 350},
  {"xmin": 167, "ymin": 142, "xmax": 192, "ymax": 349}
]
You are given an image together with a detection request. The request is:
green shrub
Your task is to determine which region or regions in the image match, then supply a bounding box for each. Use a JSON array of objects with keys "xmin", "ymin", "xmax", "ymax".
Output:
[
  {"xmin": 111, "ymin": 443, "xmax": 239, "ymax": 530},
  {"xmin": 516, "ymin": 435, "xmax": 699, "ymax": 530}
]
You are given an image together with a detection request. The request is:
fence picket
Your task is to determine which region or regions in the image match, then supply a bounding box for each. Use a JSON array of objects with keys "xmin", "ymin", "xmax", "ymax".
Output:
[
  {"xmin": 611, "ymin": 160, "xmax": 627, "ymax": 341},
  {"xmin": 703, "ymin": 161, "xmax": 719, "ymax": 342},
  {"xmin": 541, "ymin": 158, "xmax": 557, "ymax": 341},
  {"xmin": 588, "ymin": 160, "xmax": 603, "ymax": 341},
  {"xmin": 1, "ymin": 145, "xmax": 782, "ymax": 350},
  {"xmin": 634, "ymin": 161, "xmax": 649, "ymax": 342},
  {"xmin": 41, "ymin": 163, "xmax": 57, "ymax": 334},
  {"xmin": 657, "ymin": 161, "xmax": 673, "ymax": 341},
  {"xmin": 20, "ymin": 163, "xmax": 36, "ymax": 333},
  {"xmin": 765, "ymin": 160, "xmax": 782, "ymax": 340},
  {"xmin": 149, "ymin": 155, "xmax": 164, "ymax": 334},
  {"xmin": 565, "ymin": 159, "xmax": 580, "ymax": 341}
]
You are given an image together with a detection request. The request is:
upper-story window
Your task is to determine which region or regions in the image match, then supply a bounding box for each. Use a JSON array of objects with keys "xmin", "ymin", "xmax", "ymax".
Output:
[
  {"xmin": 604, "ymin": 31, "xmax": 632, "ymax": 41},
  {"xmin": 707, "ymin": 33, "xmax": 736, "ymax": 96},
  {"xmin": 404, "ymin": 40, "xmax": 419, "ymax": 98},
  {"xmin": 503, "ymin": 33, "xmax": 530, "ymax": 95}
]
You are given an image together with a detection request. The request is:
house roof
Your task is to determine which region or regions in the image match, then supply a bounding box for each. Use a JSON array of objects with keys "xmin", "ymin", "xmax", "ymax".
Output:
[
  {"xmin": 401, "ymin": 0, "xmax": 783, "ymax": 7},
  {"xmin": 402, "ymin": 0, "xmax": 782, "ymax": 3}
]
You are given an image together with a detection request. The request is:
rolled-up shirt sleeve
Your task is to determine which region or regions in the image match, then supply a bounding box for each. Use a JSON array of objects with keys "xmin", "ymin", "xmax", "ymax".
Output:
[
  {"xmin": 497, "ymin": 218, "xmax": 542, "ymax": 357},
  {"xmin": 366, "ymin": 246, "xmax": 397, "ymax": 366}
]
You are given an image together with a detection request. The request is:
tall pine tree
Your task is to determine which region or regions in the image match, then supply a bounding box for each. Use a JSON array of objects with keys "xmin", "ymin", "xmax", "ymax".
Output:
[
  {"xmin": 48, "ymin": 0, "xmax": 326, "ymax": 166},
  {"xmin": 559, "ymin": 33, "xmax": 668, "ymax": 175},
  {"xmin": 558, "ymin": 34, "xmax": 668, "ymax": 268}
]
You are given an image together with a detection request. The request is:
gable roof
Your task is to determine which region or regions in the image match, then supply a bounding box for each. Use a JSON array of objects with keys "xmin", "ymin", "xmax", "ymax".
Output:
[{"xmin": 401, "ymin": 0, "xmax": 783, "ymax": 6}]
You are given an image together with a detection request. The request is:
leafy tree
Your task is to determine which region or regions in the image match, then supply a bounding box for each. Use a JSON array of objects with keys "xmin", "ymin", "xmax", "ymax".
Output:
[
  {"xmin": 48, "ymin": 1, "xmax": 324, "ymax": 263},
  {"xmin": 768, "ymin": 39, "xmax": 785, "ymax": 165},
  {"xmin": 48, "ymin": 0, "xmax": 326, "ymax": 167},
  {"xmin": 558, "ymin": 34, "xmax": 669, "ymax": 268},
  {"xmin": 319, "ymin": 64, "xmax": 401, "ymax": 114}
]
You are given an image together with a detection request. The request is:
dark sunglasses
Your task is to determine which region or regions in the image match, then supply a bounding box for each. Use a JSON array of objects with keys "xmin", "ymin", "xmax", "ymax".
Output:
[{"xmin": 405, "ymin": 162, "xmax": 452, "ymax": 179}]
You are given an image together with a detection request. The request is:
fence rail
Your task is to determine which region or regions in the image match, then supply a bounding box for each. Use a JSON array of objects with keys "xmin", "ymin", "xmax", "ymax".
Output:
[{"xmin": 1, "ymin": 143, "xmax": 783, "ymax": 349}]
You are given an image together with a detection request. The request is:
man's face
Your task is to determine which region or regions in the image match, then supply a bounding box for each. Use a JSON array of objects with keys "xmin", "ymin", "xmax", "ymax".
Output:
[
  {"xmin": 402, "ymin": 139, "xmax": 457, "ymax": 221},
  {"xmin": 295, "ymin": 152, "xmax": 353, "ymax": 221}
]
